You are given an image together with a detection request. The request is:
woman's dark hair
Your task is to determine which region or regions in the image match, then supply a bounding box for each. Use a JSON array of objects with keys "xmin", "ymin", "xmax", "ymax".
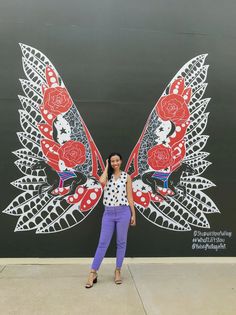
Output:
[{"xmin": 107, "ymin": 152, "xmax": 123, "ymax": 181}]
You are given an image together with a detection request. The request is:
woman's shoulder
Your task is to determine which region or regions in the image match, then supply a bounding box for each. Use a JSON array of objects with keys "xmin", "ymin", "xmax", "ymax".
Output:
[
  {"xmin": 122, "ymin": 171, "xmax": 130, "ymax": 181},
  {"xmin": 122, "ymin": 171, "xmax": 130, "ymax": 175}
]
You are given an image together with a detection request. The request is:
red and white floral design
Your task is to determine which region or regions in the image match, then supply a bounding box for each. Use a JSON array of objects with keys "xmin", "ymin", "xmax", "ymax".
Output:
[
  {"xmin": 147, "ymin": 144, "xmax": 173, "ymax": 170},
  {"xmin": 156, "ymin": 94, "xmax": 190, "ymax": 125},
  {"xmin": 58, "ymin": 140, "xmax": 86, "ymax": 168},
  {"xmin": 43, "ymin": 87, "xmax": 72, "ymax": 116}
]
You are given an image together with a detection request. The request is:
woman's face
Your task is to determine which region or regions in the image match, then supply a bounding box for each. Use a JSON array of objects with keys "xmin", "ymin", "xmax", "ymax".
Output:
[{"xmin": 110, "ymin": 155, "xmax": 122, "ymax": 170}]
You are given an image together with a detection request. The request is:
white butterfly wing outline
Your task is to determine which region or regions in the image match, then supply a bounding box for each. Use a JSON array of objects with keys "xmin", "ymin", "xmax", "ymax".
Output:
[
  {"xmin": 3, "ymin": 43, "xmax": 105, "ymax": 234},
  {"xmin": 3, "ymin": 45, "xmax": 219, "ymax": 234},
  {"xmin": 125, "ymin": 54, "xmax": 220, "ymax": 231}
]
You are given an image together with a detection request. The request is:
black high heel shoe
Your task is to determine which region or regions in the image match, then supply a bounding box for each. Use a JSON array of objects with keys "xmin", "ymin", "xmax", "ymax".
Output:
[{"xmin": 85, "ymin": 271, "xmax": 98, "ymax": 289}]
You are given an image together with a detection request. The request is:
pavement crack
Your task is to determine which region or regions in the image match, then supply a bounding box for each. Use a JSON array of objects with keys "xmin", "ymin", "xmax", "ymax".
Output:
[
  {"xmin": 127, "ymin": 264, "xmax": 148, "ymax": 315},
  {"xmin": 0, "ymin": 265, "xmax": 6, "ymax": 274}
]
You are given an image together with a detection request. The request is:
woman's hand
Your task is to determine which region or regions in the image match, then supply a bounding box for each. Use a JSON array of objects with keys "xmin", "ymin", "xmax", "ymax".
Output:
[
  {"xmin": 99, "ymin": 159, "xmax": 109, "ymax": 185},
  {"xmin": 105, "ymin": 159, "xmax": 109, "ymax": 169},
  {"xmin": 130, "ymin": 215, "xmax": 136, "ymax": 226}
]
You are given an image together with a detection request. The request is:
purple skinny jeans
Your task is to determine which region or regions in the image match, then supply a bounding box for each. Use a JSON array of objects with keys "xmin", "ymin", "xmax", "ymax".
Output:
[{"xmin": 91, "ymin": 205, "xmax": 131, "ymax": 270}]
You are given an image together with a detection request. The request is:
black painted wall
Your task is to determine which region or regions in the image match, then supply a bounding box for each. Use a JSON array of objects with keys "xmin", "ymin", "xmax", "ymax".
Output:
[{"xmin": 0, "ymin": 0, "xmax": 235, "ymax": 257}]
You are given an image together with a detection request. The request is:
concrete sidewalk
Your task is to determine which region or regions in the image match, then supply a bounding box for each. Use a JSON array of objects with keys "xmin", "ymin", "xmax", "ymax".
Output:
[{"xmin": 0, "ymin": 259, "xmax": 235, "ymax": 315}]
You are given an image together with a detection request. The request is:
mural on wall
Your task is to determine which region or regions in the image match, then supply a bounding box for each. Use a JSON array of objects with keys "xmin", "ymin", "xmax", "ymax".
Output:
[
  {"xmin": 3, "ymin": 43, "xmax": 105, "ymax": 233},
  {"xmin": 125, "ymin": 54, "xmax": 219, "ymax": 231},
  {"xmin": 3, "ymin": 44, "xmax": 219, "ymax": 233}
]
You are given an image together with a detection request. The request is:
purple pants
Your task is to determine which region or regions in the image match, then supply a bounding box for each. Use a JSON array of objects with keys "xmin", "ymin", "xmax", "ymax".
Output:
[{"xmin": 91, "ymin": 205, "xmax": 131, "ymax": 270}]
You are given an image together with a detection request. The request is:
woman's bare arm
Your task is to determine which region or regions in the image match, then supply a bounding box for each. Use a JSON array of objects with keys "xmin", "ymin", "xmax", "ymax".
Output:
[
  {"xmin": 99, "ymin": 159, "xmax": 109, "ymax": 185},
  {"xmin": 127, "ymin": 174, "xmax": 136, "ymax": 226}
]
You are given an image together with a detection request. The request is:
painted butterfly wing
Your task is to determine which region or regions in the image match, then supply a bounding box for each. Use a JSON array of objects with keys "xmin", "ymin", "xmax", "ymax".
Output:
[
  {"xmin": 3, "ymin": 43, "xmax": 104, "ymax": 234},
  {"xmin": 125, "ymin": 54, "xmax": 219, "ymax": 231}
]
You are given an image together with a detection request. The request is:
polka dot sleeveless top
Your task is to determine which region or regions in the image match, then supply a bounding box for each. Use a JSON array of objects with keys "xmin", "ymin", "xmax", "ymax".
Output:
[{"xmin": 103, "ymin": 171, "xmax": 129, "ymax": 206}]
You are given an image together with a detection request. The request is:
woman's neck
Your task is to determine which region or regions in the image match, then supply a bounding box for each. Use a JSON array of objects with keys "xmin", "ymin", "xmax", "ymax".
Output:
[{"xmin": 113, "ymin": 169, "xmax": 121, "ymax": 175}]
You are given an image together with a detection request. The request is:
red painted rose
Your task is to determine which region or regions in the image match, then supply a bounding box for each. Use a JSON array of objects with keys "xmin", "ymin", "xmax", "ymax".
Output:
[
  {"xmin": 156, "ymin": 94, "xmax": 190, "ymax": 124},
  {"xmin": 58, "ymin": 140, "xmax": 86, "ymax": 168},
  {"xmin": 147, "ymin": 144, "xmax": 173, "ymax": 170},
  {"xmin": 43, "ymin": 87, "xmax": 72, "ymax": 115}
]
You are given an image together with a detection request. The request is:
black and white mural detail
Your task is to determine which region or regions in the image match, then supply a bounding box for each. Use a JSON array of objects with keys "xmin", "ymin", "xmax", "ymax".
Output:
[
  {"xmin": 3, "ymin": 44, "xmax": 219, "ymax": 234},
  {"xmin": 3, "ymin": 44, "xmax": 105, "ymax": 234},
  {"xmin": 125, "ymin": 54, "xmax": 220, "ymax": 231}
]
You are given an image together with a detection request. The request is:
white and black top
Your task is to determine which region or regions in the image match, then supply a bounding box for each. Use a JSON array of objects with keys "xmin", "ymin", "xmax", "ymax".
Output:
[{"xmin": 103, "ymin": 171, "xmax": 129, "ymax": 206}]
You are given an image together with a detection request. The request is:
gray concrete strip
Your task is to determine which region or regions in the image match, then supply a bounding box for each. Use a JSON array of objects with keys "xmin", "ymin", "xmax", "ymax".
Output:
[
  {"xmin": 0, "ymin": 264, "xmax": 145, "ymax": 315},
  {"xmin": 129, "ymin": 263, "xmax": 236, "ymax": 315},
  {"xmin": 0, "ymin": 264, "xmax": 86, "ymax": 279},
  {"xmin": 0, "ymin": 257, "xmax": 236, "ymax": 265}
]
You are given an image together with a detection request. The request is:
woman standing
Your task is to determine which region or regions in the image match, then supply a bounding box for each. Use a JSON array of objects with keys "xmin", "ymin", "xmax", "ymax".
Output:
[{"xmin": 85, "ymin": 153, "xmax": 136, "ymax": 288}]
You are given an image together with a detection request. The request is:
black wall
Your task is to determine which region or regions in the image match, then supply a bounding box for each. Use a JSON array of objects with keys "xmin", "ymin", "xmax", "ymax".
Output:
[{"xmin": 0, "ymin": 0, "xmax": 235, "ymax": 257}]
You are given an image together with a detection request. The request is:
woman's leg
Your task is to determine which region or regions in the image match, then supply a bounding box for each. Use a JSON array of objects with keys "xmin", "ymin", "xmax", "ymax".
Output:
[
  {"xmin": 115, "ymin": 207, "xmax": 131, "ymax": 269},
  {"xmin": 91, "ymin": 211, "xmax": 115, "ymax": 270}
]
